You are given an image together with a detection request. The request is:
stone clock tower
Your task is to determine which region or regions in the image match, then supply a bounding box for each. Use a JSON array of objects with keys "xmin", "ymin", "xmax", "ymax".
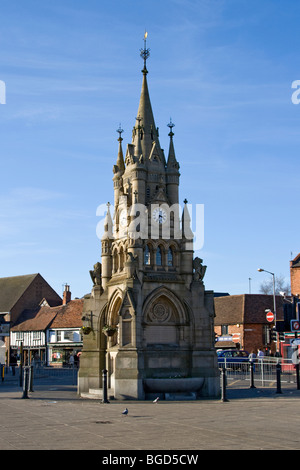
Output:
[{"xmin": 78, "ymin": 36, "xmax": 220, "ymax": 400}]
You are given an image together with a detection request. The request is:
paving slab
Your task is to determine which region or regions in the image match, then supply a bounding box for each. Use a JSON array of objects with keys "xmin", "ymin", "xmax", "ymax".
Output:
[{"xmin": 1, "ymin": 378, "xmax": 300, "ymax": 451}]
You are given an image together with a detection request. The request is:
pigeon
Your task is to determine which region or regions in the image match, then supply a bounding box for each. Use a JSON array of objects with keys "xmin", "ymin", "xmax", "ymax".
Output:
[
  {"xmin": 122, "ymin": 408, "xmax": 128, "ymax": 415},
  {"xmin": 153, "ymin": 397, "xmax": 159, "ymax": 403}
]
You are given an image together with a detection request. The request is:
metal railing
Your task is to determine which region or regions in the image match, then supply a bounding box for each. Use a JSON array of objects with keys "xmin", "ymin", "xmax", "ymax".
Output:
[{"xmin": 219, "ymin": 358, "xmax": 298, "ymax": 387}]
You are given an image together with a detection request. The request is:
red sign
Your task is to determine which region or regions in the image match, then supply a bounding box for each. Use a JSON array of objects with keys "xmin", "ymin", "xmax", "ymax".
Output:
[
  {"xmin": 266, "ymin": 311, "xmax": 274, "ymax": 322},
  {"xmin": 232, "ymin": 333, "xmax": 240, "ymax": 343},
  {"xmin": 291, "ymin": 320, "xmax": 300, "ymax": 332}
]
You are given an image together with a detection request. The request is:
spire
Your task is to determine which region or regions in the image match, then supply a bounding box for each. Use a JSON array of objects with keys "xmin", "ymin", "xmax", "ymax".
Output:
[
  {"xmin": 166, "ymin": 119, "xmax": 179, "ymax": 171},
  {"xmin": 131, "ymin": 33, "xmax": 165, "ymax": 165},
  {"xmin": 116, "ymin": 125, "xmax": 125, "ymax": 173},
  {"xmin": 182, "ymin": 199, "xmax": 193, "ymax": 240},
  {"xmin": 135, "ymin": 115, "xmax": 143, "ymax": 159},
  {"xmin": 102, "ymin": 202, "xmax": 113, "ymax": 240}
]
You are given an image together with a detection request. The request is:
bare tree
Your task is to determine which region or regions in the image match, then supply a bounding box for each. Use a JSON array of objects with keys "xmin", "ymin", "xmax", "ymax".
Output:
[{"xmin": 259, "ymin": 274, "xmax": 291, "ymax": 295}]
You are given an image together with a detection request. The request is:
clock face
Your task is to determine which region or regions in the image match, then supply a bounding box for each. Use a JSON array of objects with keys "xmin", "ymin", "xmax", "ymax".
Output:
[
  {"xmin": 119, "ymin": 209, "xmax": 127, "ymax": 227},
  {"xmin": 152, "ymin": 207, "xmax": 167, "ymax": 224}
]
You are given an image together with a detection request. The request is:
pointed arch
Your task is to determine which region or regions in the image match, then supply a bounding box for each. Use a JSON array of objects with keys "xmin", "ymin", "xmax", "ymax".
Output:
[
  {"xmin": 142, "ymin": 286, "xmax": 189, "ymax": 325},
  {"xmin": 106, "ymin": 288, "xmax": 123, "ymax": 326},
  {"xmin": 156, "ymin": 246, "xmax": 163, "ymax": 266},
  {"xmin": 144, "ymin": 244, "xmax": 151, "ymax": 265},
  {"xmin": 167, "ymin": 247, "xmax": 173, "ymax": 266}
]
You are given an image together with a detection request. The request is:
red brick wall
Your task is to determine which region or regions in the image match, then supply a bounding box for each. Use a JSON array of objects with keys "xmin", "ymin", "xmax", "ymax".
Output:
[
  {"xmin": 214, "ymin": 323, "xmax": 276, "ymax": 354},
  {"xmin": 291, "ymin": 264, "xmax": 300, "ymax": 297},
  {"xmin": 10, "ymin": 274, "xmax": 61, "ymax": 324}
]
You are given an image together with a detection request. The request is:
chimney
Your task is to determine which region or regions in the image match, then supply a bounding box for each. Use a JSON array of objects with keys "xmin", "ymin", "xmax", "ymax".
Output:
[{"xmin": 63, "ymin": 284, "xmax": 71, "ymax": 305}]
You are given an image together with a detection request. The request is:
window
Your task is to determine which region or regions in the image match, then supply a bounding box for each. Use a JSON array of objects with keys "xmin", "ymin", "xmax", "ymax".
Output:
[
  {"xmin": 144, "ymin": 245, "xmax": 151, "ymax": 265},
  {"xmin": 221, "ymin": 325, "xmax": 228, "ymax": 335},
  {"xmin": 119, "ymin": 248, "xmax": 124, "ymax": 271},
  {"xmin": 167, "ymin": 247, "xmax": 173, "ymax": 266},
  {"xmin": 49, "ymin": 331, "xmax": 56, "ymax": 343},
  {"xmin": 64, "ymin": 331, "xmax": 74, "ymax": 341},
  {"xmin": 16, "ymin": 332, "xmax": 24, "ymax": 341},
  {"xmin": 113, "ymin": 250, "xmax": 119, "ymax": 273},
  {"xmin": 156, "ymin": 246, "xmax": 162, "ymax": 266}
]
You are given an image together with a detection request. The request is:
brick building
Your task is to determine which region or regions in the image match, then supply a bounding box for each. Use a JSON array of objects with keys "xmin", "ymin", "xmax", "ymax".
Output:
[
  {"xmin": 290, "ymin": 253, "xmax": 300, "ymax": 297},
  {"xmin": 214, "ymin": 294, "xmax": 284, "ymax": 354},
  {"xmin": 0, "ymin": 273, "xmax": 62, "ymax": 364}
]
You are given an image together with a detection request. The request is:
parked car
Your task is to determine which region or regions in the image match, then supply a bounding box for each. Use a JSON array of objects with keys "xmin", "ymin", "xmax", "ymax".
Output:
[{"xmin": 217, "ymin": 349, "xmax": 249, "ymax": 368}]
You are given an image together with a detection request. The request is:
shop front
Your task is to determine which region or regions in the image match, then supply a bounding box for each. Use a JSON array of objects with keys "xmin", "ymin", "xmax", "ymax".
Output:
[
  {"xmin": 47, "ymin": 328, "xmax": 82, "ymax": 367},
  {"xmin": 48, "ymin": 343, "xmax": 82, "ymax": 367}
]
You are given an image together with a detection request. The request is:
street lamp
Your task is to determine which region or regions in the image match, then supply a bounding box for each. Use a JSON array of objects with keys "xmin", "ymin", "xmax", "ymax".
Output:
[{"xmin": 258, "ymin": 268, "xmax": 278, "ymax": 352}]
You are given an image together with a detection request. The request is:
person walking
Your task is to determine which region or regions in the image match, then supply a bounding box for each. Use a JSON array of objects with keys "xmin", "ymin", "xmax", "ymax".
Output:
[
  {"xmin": 248, "ymin": 350, "xmax": 256, "ymax": 372},
  {"xmin": 257, "ymin": 348, "xmax": 264, "ymax": 372},
  {"xmin": 257, "ymin": 348, "xmax": 264, "ymax": 360}
]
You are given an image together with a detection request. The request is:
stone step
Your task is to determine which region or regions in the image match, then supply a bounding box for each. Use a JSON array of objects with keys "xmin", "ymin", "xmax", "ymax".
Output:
[{"xmin": 80, "ymin": 388, "xmax": 114, "ymax": 400}]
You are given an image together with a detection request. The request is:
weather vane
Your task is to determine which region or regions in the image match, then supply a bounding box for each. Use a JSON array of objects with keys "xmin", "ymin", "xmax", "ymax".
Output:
[
  {"xmin": 140, "ymin": 31, "xmax": 150, "ymax": 73},
  {"xmin": 167, "ymin": 118, "xmax": 175, "ymax": 138},
  {"xmin": 116, "ymin": 124, "xmax": 124, "ymax": 141}
]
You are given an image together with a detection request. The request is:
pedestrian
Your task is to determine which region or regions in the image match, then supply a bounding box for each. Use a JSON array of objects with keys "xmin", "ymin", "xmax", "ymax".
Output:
[
  {"xmin": 10, "ymin": 353, "xmax": 17, "ymax": 376},
  {"xmin": 248, "ymin": 350, "xmax": 256, "ymax": 372},
  {"xmin": 257, "ymin": 348, "xmax": 264, "ymax": 371},
  {"xmin": 69, "ymin": 354, "xmax": 74, "ymax": 368},
  {"xmin": 257, "ymin": 348, "xmax": 264, "ymax": 360}
]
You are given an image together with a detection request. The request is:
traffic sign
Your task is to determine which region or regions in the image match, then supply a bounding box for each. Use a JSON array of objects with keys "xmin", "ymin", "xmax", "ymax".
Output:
[
  {"xmin": 232, "ymin": 333, "xmax": 240, "ymax": 343},
  {"xmin": 266, "ymin": 311, "xmax": 274, "ymax": 322},
  {"xmin": 291, "ymin": 320, "xmax": 300, "ymax": 332}
]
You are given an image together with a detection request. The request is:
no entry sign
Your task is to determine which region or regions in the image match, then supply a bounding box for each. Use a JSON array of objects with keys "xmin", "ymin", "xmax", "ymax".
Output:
[
  {"xmin": 291, "ymin": 320, "xmax": 300, "ymax": 332},
  {"xmin": 266, "ymin": 311, "xmax": 274, "ymax": 322}
]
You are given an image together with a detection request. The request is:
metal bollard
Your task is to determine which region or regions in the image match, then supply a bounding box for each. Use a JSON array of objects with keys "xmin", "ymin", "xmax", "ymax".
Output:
[
  {"xmin": 102, "ymin": 369, "xmax": 109, "ymax": 403},
  {"xmin": 249, "ymin": 361, "xmax": 256, "ymax": 389},
  {"xmin": 276, "ymin": 362, "xmax": 282, "ymax": 394},
  {"xmin": 296, "ymin": 363, "xmax": 300, "ymax": 390},
  {"xmin": 22, "ymin": 366, "xmax": 30, "ymax": 399},
  {"xmin": 29, "ymin": 365, "xmax": 34, "ymax": 392},
  {"xmin": 221, "ymin": 367, "xmax": 229, "ymax": 402}
]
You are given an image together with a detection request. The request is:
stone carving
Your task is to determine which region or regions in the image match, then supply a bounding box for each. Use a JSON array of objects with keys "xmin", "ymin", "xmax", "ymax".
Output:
[
  {"xmin": 125, "ymin": 252, "xmax": 139, "ymax": 279},
  {"xmin": 193, "ymin": 257, "xmax": 207, "ymax": 281},
  {"xmin": 149, "ymin": 302, "xmax": 171, "ymax": 323},
  {"xmin": 89, "ymin": 262, "xmax": 102, "ymax": 286}
]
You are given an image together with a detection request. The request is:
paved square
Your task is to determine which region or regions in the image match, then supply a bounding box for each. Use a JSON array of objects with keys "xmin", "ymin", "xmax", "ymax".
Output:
[{"xmin": 1, "ymin": 379, "xmax": 300, "ymax": 450}]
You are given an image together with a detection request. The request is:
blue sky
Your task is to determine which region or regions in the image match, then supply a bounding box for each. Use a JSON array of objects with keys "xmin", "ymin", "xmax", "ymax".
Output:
[{"xmin": 0, "ymin": 0, "xmax": 299, "ymax": 299}]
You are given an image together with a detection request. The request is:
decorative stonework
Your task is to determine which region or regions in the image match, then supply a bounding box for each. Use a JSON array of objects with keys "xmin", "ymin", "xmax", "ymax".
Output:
[
  {"xmin": 150, "ymin": 303, "xmax": 171, "ymax": 323},
  {"xmin": 78, "ymin": 38, "xmax": 220, "ymax": 401}
]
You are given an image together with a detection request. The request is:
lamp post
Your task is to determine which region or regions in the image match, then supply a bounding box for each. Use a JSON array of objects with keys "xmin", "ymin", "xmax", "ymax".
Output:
[{"xmin": 258, "ymin": 268, "xmax": 279, "ymax": 353}]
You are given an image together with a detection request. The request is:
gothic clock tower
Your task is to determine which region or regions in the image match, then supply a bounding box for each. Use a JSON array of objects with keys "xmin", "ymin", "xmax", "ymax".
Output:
[{"xmin": 78, "ymin": 36, "xmax": 220, "ymax": 400}]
